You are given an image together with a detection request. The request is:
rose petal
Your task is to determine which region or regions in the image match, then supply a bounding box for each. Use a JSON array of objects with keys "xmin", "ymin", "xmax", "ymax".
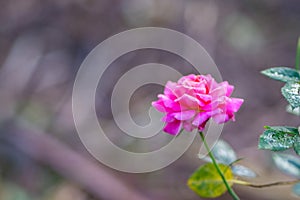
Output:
[
  {"xmin": 173, "ymin": 110, "xmax": 196, "ymax": 120},
  {"xmin": 192, "ymin": 112, "xmax": 211, "ymax": 127},
  {"xmin": 162, "ymin": 113, "xmax": 175, "ymax": 122},
  {"xmin": 157, "ymin": 94, "xmax": 181, "ymax": 111},
  {"xmin": 164, "ymin": 81, "xmax": 177, "ymax": 99},
  {"xmin": 226, "ymin": 84, "xmax": 234, "ymax": 97},
  {"xmin": 158, "ymin": 94, "xmax": 173, "ymax": 107},
  {"xmin": 227, "ymin": 98, "xmax": 244, "ymax": 112},
  {"xmin": 163, "ymin": 120, "xmax": 182, "ymax": 135},
  {"xmin": 152, "ymin": 100, "xmax": 167, "ymax": 112},
  {"xmin": 196, "ymin": 93, "xmax": 212, "ymax": 103},
  {"xmin": 211, "ymin": 85, "xmax": 227, "ymax": 97},
  {"xmin": 175, "ymin": 94, "xmax": 201, "ymax": 109},
  {"xmin": 183, "ymin": 121, "xmax": 196, "ymax": 132},
  {"xmin": 213, "ymin": 114, "xmax": 230, "ymax": 124}
]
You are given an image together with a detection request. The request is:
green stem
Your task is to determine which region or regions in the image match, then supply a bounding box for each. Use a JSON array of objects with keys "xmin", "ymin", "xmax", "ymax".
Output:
[
  {"xmin": 296, "ymin": 37, "xmax": 300, "ymax": 70},
  {"xmin": 199, "ymin": 132, "xmax": 240, "ymax": 200}
]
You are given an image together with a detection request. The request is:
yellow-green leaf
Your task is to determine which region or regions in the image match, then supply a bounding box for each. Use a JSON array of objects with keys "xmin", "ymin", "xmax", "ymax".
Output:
[{"xmin": 187, "ymin": 163, "xmax": 233, "ymax": 198}]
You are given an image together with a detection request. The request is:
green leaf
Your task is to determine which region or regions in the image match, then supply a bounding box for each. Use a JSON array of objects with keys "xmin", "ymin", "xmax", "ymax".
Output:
[
  {"xmin": 187, "ymin": 163, "xmax": 233, "ymax": 198},
  {"xmin": 294, "ymin": 137, "xmax": 300, "ymax": 155},
  {"xmin": 282, "ymin": 82, "xmax": 300, "ymax": 109},
  {"xmin": 272, "ymin": 153, "xmax": 300, "ymax": 178},
  {"xmin": 261, "ymin": 67, "xmax": 300, "ymax": 82},
  {"xmin": 199, "ymin": 140, "xmax": 237, "ymax": 165},
  {"xmin": 259, "ymin": 126, "xmax": 298, "ymax": 151},
  {"xmin": 231, "ymin": 165, "xmax": 257, "ymax": 178},
  {"xmin": 264, "ymin": 126, "xmax": 299, "ymax": 133},
  {"xmin": 286, "ymin": 104, "xmax": 300, "ymax": 116},
  {"xmin": 292, "ymin": 182, "xmax": 300, "ymax": 197}
]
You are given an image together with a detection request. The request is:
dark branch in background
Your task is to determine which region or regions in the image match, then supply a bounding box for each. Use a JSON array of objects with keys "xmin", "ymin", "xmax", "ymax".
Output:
[
  {"xmin": 4, "ymin": 126, "xmax": 150, "ymax": 200},
  {"xmin": 1, "ymin": 50, "xmax": 150, "ymax": 199}
]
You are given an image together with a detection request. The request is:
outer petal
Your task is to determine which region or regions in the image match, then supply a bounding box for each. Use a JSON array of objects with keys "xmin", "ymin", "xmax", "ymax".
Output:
[
  {"xmin": 162, "ymin": 113, "xmax": 175, "ymax": 122},
  {"xmin": 164, "ymin": 81, "xmax": 177, "ymax": 99},
  {"xmin": 178, "ymin": 74, "xmax": 196, "ymax": 84},
  {"xmin": 226, "ymin": 98, "xmax": 244, "ymax": 112},
  {"xmin": 214, "ymin": 81, "xmax": 234, "ymax": 97},
  {"xmin": 157, "ymin": 94, "xmax": 181, "ymax": 111},
  {"xmin": 226, "ymin": 84, "xmax": 234, "ymax": 97},
  {"xmin": 173, "ymin": 110, "xmax": 196, "ymax": 120},
  {"xmin": 211, "ymin": 85, "xmax": 226, "ymax": 97},
  {"xmin": 213, "ymin": 113, "xmax": 230, "ymax": 124},
  {"xmin": 152, "ymin": 100, "xmax": 167, "ymax": 112},
  {"xmin": 163, "ymin": 119, "xmax": 182, "ymax": 135},
  {"xmin": 158, "ymin": 94, "xmax": 173, "ymax": 108},
  {"xmin": 192, "ymin": 112, "xmax": 211, "ymax": 127},
  {"xmin": 183, "ymin": 121, "xmax": 196, "ymax": 132}
]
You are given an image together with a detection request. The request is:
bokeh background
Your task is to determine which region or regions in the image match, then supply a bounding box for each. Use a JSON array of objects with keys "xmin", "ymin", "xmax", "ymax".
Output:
[{"xmin": 1, "ymin": 0, "xmax": 300, "ymax": 199}]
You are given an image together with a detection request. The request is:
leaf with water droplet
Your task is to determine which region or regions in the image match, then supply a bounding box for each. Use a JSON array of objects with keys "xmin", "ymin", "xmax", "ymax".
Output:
[
  {"xmin": 282, "ymin": 82, "xmax": 300, "ymax": 109},
  {"xmin": 286, "ymin": 104, "xmax": 300, "ymax": 116},
  {"xmin": 259, "ymin": 126, "xmax": 298, "ymax": 151},
  {"xmin": 294, "ymin": 137, "xmax": 300, "ymax": 156},
  {"xmin": 272, "ymin": 153, "xmax": 300, "ymax": 178},
  {"xmin": 261, "ymin": 67, "xmax": 300, "ymax": 82}
]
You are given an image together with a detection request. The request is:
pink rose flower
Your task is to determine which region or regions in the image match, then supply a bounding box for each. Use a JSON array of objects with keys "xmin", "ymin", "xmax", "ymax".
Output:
[{"xmin": 152, "ymin": 74, "xmax": 244, "ymax": 135}]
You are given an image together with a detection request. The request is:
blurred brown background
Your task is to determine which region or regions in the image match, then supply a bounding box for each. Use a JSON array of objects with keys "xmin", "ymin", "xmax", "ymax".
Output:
[{"xmin": 0, "ymin": 0, "xmax": 300, "ymax": 199}]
